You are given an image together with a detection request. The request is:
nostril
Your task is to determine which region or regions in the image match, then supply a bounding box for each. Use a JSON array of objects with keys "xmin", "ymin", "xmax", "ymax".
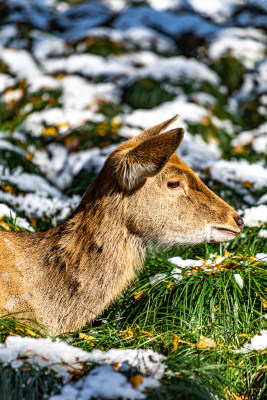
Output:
[{"xmin": 234, "ymin": 216, "xmax": 244, "ymax": 230}]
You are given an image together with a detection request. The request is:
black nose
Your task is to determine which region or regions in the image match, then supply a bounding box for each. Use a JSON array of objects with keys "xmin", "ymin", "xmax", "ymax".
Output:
[{"xmin": 234, "ymin": 216, "xmax": 244, "ymax": 230}]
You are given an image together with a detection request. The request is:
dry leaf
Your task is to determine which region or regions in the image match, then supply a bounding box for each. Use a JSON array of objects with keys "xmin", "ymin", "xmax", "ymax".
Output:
[
  {"xmin": 43, "ymin": 127, "xmax": 57, "ymax": 136},
  {"xmin": 197, "ymin": 335, "xmax": 216, "ymax": 349},
  {"xmin": 79, "ymin": 332, "xmax": 95, "ymax": 346},
  {"xmin": 129, "ymin": 374, "xmax": 143, "ymax": 388},
  {"xmin": 134, "ymin": 289, "xmax": 147, "ymax": 300},
  {"xmin": 112, "ymin": 362, "xmax": 120, "ymax": 371},
  {"xmin": 120, "ymin": 328, "xmax": 135, "ymax": 339},
  {"xmin": 141, "ymin": 329, "xmax": 153, "ymax": 337},
  {"xmin": 173, "ymin": 334, "xmax": 179, "ymax": 351}
]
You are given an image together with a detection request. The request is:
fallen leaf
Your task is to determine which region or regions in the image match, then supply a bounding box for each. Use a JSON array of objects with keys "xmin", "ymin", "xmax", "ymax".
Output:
[
  {"xmin": 197, "ymin": 335, "xmax": 216, "ymax": 349},
  {"xmin": 129, "ymin": 374, "xmax": 143, "ymax": 388},
  {"xmin": 134, "ymin": 289, "xmax": 147, "ymax": 300},
  {"xmin": 43, "ymin": 127, "xmax": 57, "ymax": 136}
]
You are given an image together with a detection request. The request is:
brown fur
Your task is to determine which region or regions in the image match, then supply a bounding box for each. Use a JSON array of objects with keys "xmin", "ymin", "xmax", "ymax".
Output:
[{"xmin": 0, "ymin": 116, "xmax": 243, "ymax": 334}]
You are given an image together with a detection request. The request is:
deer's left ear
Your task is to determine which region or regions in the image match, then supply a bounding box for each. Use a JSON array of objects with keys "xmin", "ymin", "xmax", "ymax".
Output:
[
  {"xmin": 133, "ymin": 114, "xmax": 180, "ymax": 143},
  {"xmin": 116, "ymin": 128, "xmax": 184, "ymax": 191}
]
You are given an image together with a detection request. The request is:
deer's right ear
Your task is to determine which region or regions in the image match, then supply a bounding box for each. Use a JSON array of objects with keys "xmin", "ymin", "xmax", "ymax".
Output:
[{"xmin": 115, "ymin": 128, "xmax": 184, "ymax": 191}]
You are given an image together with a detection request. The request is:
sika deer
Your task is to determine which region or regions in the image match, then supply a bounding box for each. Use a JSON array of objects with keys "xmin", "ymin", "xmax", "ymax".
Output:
[{"xmin": 0, "ymin": 115, "xmax": 244, "ymax": 334}]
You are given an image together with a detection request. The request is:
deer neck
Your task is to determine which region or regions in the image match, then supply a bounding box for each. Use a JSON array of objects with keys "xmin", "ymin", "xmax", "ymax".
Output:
[{"xmin": 34, "ymin": 192, "xmax": 146, "ymax": 312}]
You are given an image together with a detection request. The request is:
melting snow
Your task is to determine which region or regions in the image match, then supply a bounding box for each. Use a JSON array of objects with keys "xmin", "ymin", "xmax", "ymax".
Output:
[
  {"xmin": 210, "ymin": 160, "xmax": 267, "ymax": 193},
  {"xmin": 237, "ymin": 330, "xmax": 267, "ymax": 353},
  {"xmin": 208, "ymin": 27, "xmax": 266, "ymax": 69},
  {"xmin": 50, "ymin": 365, "xmax": 159, "ymax": 400},
  {"xmin": 0, "ymin": 203, "xmax": 34, "ymax": 231},
  {"xmin": 0, "ymin": 336, "xmax": 164, "ymax": 398},
  {"xmin": 234, "ymin": 273, "xmax": 244, "ymax": 290},
  {"xmin": 242, "ymin": 205, "xmax": 267, "ymax": 227}
]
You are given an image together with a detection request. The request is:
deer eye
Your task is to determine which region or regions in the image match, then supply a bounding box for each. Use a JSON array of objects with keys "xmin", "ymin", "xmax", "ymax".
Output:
[{"xmin": 167, "ymin": 181, "xmax": 181, "ymax": 189}]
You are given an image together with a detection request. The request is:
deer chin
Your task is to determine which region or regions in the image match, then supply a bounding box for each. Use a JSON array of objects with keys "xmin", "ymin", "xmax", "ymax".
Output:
[{"xmin": 210, "ymin": 225, "xmax": 240, "ymax": 243}]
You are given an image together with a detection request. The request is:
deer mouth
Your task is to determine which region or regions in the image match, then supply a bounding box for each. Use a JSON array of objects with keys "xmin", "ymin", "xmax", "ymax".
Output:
[{"xmin": 213, "ymin": 227, "xmax": 239, "ymax": 237}]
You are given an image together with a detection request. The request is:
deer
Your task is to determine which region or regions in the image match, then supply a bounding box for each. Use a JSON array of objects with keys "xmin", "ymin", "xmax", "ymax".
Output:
[{"xmin": 0, "ymin": 115, "xmax": 244, "ymax": 334}]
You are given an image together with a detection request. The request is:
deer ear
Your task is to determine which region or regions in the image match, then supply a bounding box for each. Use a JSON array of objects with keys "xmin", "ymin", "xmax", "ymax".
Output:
[
  {"xmin": 117, "ymin": 128, "xmax": 184, "ymax": 191},
  {"xmin": 132, "ymin": 114, "xmax": 180, "ymax": 142}
]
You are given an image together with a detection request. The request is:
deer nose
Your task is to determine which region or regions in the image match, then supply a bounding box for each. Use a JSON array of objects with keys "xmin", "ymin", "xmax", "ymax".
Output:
[{"xmin": 234, "ymin": 216, "xmax": 244, "ymax": 231}]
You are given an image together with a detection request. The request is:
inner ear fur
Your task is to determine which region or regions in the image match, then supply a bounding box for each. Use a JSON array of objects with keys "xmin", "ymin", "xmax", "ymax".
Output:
[{"xmin": 116, "ymin": 127, "xmax": 184, "ymax": 191}]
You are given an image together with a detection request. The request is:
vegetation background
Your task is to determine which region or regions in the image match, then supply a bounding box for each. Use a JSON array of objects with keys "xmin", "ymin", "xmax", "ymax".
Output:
[{"xmin": 0, "ymin": 0, "xmax": 266, "ymax": 399}]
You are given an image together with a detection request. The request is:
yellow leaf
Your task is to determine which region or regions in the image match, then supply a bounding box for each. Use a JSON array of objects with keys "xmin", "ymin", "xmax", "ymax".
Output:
[
  {"xmin": 242, "ymin": 181, "xmax": 253, "ymax": 189},
  {"xmin": 56, "ymin": 74, "xmax": 66, "ymax": 80},
  {"xmin": 57, "ymin": 122, "xmax": 69, "ymax": 129},
  {"xmin": 129, "ymin": 374, "xmax": 143, "ymax": 388},
  {"xmin": 120, "ymin": 328, "xmax": 135, "ymax": 340},
  {"xmin": 197, "ymin": 336, "xmax": 216, "ymax": 349},
  {"xmin": 2, "ymin": 185, "xmax": 13, "ymax": 194},
  {"xmin": 141, "ymin": 329, "xmax": 153, "ymax": 337},
  {"xmin": 263, "ymin": 299, "xmax": 267, "ymax": 310},
  {"xmin": 173, "ymin": 334, "xmax": 179, "ymax": 351},
  {"xmin": 43, "ymin": 127, "xmax": 57, "ymax": 136},
  {"xmin": 167, "ymin": 282, "xmax": 174, "ymax": 290},
  {"xmin": 26, "ymin": 153, "xmax": 33, "ymax": 161},
  {"xmin": 134, "ymin": 289, "xmax": 147, "ymax": 300},
  {"xmin": 112, "ymin": 362, "xmax": 120, "ymax": 371},
  {"xmin": 79, "ymin": 333, "xmax": 95, "ymax": 340},
  {"xmin": 173, "ymin": 335, "xmax": 194, "ymax": 351},
  {"xmin": 233, "ymin": 145, "xmax": 246, "ymax": 154},
  {"xmin": 79, "ymin": 332, "xmax": 95, "ymax": 346},
  {"xmin": 30, "ymin": 218, "xmax": 37, "ymax": 228},
  {"xmin": 232, "ymin": 393, "xmax": 249, "ymax": 400}
]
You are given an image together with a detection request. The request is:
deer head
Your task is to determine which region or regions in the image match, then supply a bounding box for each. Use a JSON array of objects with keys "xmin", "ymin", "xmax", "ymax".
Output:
[{"xmin": 87, "ymin": 114, "xmax": 244, "ymax": 248}]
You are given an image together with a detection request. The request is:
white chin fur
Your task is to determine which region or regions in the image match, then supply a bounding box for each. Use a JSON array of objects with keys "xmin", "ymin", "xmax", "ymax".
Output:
[{"xmin": 210, "ymin": 228, "xmax": 236, "ymax": 243}]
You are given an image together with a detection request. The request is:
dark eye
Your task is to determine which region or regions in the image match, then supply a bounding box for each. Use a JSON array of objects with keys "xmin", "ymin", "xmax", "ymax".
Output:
[{"xmin": 167, "ymin": 181, "xmax": 181, "ymax": 189}]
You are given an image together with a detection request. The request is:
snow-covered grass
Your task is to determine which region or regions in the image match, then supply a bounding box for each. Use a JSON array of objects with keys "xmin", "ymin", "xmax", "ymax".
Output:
[{"xmin": 0, "ymin": 0, "xmax": 267, "ymax": 399}]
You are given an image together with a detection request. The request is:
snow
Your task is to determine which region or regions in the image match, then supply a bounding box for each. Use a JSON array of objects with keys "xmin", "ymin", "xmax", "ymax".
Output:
[
  {"xmin": 187, "ymin": 0, "xmax": 243, "ymax": 23},
  {"xmin": 6, "ymin": 0, "xmax": 52, "ymax": 30},
  {"xmin": 238, "ymin": 330, "xmax": 267, "ymax": 353},
  {"xmin": 231, "ymin": 122, "xmax": 267, "ymax": 154},
  {"xmin": 150, "ymin": 273, "xmax": 167, "ymax": 285},
  {"xmin": 2, "ymin": 88, "xmax": 23, "ymax": 104},
  {"xmin": 113, "ymin": 7, "xmax": 218, "ymax": 39},
  {"xmin": 61, "ymin": 76, "xmax": 120, "ymax": 110},
  {"xmin": 234, "ymin": 273, "xmax": 243, "ymax": 290},
  {"xmin": 0, "ymin": 167, "xmax": 62, "ymax": 198},
  {"xmin": 43, "ymin": 53, "xmax": 135, "ymax": 80},
  {"xmin": 55, "ymin": 1, "xmax": 114, "ymax": 41},
  {"xmin": 0, "ymin": 48, "xmax": 41, "ymax": 79},
  {"xmin": 0, "ymin": 191, "xmax": 79, "ymax": 220},
  {"xmin": 0, "ymin": 203, "xmax": 34, "ymax": 231},
  {"xmin": 168, "ymin": 256, "xmax": 203, "ymax": 268},
  {"xmin": 0, "ymin": 139, "xmax": 26, "ymax": 157},
  {"xmin": 208, "ymin": 28, "xmax": 266, "ymax": 68},
  {"xmin": 255, "ymin": 253, "xmax": 267, "ymax": 261},
  {"xmin": 21, "ymin": 108, "xmax": 103, "ymax": 137},
  {"xmin": 0, "ymin": 336, "xmax": 165, "ymax": 398},
  {"xmin": 122, "ymin": 97, "xmax": 208, "ymax": 131},
  {"xmin": 242, "ymin": 205, "xmax": 267, "ymax": 227},
  {"xmin": 210, "ymin": 160, "xmax": 267, "ymax": 193},
  {"xmin": 258, "ymin": 229, "xmax": 267, "ymax": 238},
  {"xmin": 129, "ymin": 56, "xmax": 219, "ymax": 85},
  {"xmin": 0, "ymin": 74, "xmax": 15, "ymax": 93},
  {"xmin": 50, "ymin": 365, "xmax": 158, "ymax": 400}
]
